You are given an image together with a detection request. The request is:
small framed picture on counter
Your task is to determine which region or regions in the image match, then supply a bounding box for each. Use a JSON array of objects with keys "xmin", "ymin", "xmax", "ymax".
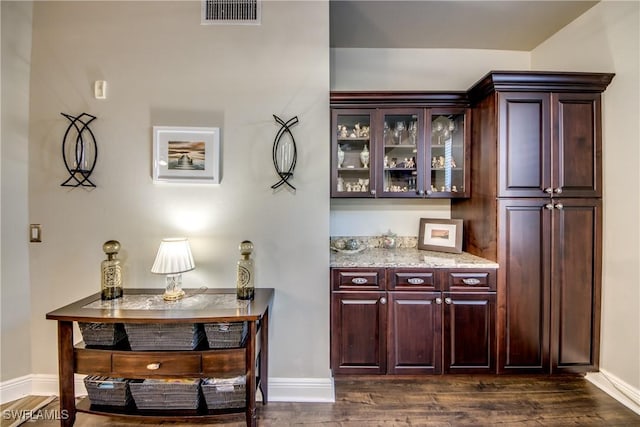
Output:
[{"xmin": 418, "ymin": 218, "xmax": 463, "ymax": 253}]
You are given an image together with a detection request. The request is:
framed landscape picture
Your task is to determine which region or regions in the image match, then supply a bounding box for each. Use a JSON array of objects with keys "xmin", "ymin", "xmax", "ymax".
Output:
[
  {"xmin": 418, "ymin": 218, "xmax": 463, "ymax": 253},
  {"xmin": 152, "ymin": 126, "xmax": 220, "ymax": 183}
]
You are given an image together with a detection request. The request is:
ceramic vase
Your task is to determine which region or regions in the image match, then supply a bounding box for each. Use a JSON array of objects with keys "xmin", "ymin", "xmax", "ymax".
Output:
[
  {"xmin": 360, "ymin": 144, "xmax": 370, "ymax": 168},
  {"xmin": 337, "ymin": 145, "xmax": 345, "ymax": 168}
]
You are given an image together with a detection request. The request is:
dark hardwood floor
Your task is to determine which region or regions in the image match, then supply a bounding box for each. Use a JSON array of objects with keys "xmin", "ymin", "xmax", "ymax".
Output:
[{"xmin": 4, "ymin": 375, "xmax": 639, "ymax": 426}]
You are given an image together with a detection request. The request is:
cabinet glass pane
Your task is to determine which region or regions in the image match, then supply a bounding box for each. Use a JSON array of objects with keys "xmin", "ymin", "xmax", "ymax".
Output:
[
  {"xmin": 430, "ymin": 114, "xmax": 465, "ymax": 194},
  {"xmin": 383, "ymin": 113, "xmax": 419, "ymax": 194},
  {"xmin": 336, "ymin": 114, "xmax": 371, "ymax": 194}
]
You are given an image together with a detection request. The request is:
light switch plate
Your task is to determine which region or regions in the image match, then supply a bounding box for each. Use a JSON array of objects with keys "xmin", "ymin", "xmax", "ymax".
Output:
[{"xmin": 94, "ymin": 80, "xmax": 107, "ymax": 99}]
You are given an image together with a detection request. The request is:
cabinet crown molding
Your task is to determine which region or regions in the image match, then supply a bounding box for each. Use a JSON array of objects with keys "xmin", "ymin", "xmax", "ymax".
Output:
[
  {"xmin": 468, "ymin": 71, "xmax": 615, "ymax": 103},
  {"xmin": 330, "ymin": 91, "xmax": 469, "ymax": 108},
  {"xmin": 331, "ymin": 71, "xmax": 615, "ymax": 108}
]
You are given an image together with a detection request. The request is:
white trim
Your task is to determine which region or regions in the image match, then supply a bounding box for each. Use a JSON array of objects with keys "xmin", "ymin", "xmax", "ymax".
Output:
[
  {"xmin": 0, "ymin": 374, "xmax": 86, "ymax": 404},
  {"xmin": 586, "ymin": 370, "xmax": 640, "ymax": 415},
  {"xmin": 0, "ymin": 375, "xmax": 32, "ymax": 404},
  {"xmin": 267, "ymin": 377, "xmax": 335, "ymax": 402},
  {"xmin": 30, "ymin": 374, "xmax": 87, "ymax": 397}
]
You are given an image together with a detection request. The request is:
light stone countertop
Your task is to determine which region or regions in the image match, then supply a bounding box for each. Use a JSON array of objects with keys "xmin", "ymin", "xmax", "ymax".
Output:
[{"xmin": 330, "ymin": 247, "xmax": 499, "ymax": 269}]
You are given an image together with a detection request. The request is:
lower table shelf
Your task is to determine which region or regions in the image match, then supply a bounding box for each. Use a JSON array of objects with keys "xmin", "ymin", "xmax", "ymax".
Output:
[{"xmin": 76, "ymin": 397, "xmax": 247, "ymax": 419}]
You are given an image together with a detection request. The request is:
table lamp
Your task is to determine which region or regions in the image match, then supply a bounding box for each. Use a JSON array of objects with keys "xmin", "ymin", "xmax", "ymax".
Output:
[{"xmin": 151, "ymin": 238, "xmax": 195, "ymax": 301}]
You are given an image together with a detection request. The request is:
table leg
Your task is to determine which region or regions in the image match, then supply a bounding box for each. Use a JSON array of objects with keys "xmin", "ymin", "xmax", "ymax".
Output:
[
  {"xmin": 246, "ymin": 320, "xmax": 257, "ymax": 427},
  {"xmin": 259, "ymin": 307, "xmax": 269, "ymax": 404},
  {"xmin": 57, "ymin": 321, "xmax": 76, "ymax": 427}
]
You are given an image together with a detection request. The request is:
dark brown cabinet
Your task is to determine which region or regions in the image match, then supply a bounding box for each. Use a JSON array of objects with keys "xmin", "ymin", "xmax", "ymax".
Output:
[
  {"xmin": 387, "ymin": 291, "xmax": 441, "ymax": 374},
  {"xmin": 330, "ymin": 93, "xmax": 470, "ymax": 199},
  {"xmin": 498, "ymin": 92, "xmax": 602, "ymax": 198},
  {"xmin": 443, "ymin": 292, "xmax": 496, "ymax": 373},
  {"xmin": 330, "ymin": 267, "xmax": 497, "ymax": 375},
  {"xmin": 331, "ymin": 291, "xmax": 387, "ymax": 374},
  {"xmin": 453, "ymin": 71, "xmax": 613, "ymax": 374}
]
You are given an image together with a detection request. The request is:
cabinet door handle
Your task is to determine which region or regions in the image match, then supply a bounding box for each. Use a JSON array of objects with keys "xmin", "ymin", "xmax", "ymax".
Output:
[
  {"xmin": 408, "ymin": 278, "xmax": 425, "ymax": 285},
  {"xmin": 351, "ymin": 277, "xmax": 368, "ymax": 285},
  {"xmin": 435, "ymin": 297, "xmax": 442, "ymax": 305},
  {"xmin": 146, "ymin": 363, "xmax": 161, "ymax": 370},
  {"xmin": 445, "ymin": 297, "xmax": 452, "ymax": 305},
  {"xmin": 462, "ymin": 278, "xmax": 480, "ymax": 285},
  {"xmin": 370, "ymin": 189, "xmax": 376, "ymax": 196},
  {"xmin": 545, "ymin": 203, "xmax": 554, "ymax": 210},
  {"xmin": 544, "ymin": 187, "xmax": 553, "ymax": 194},
  {"xmin": 554, "ymin": 187, "xmax": 563, "ymax": 194},
  {"xmin": 379, "ymin": 297, "xmax": 387, "ymax": 305},
  {"xmin": 555, "ymin": 203, "xmax": 564, "ymax": 210}
]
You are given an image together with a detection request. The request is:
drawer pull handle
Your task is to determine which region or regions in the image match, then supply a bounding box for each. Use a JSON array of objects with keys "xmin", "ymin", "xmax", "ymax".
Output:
[
  {"xmin": 380, "ymin": 297, "xmax": 387, "ymax": 305},
  {"xmin": 445, "ymin": 297, "xmax": 452, "ymax": 305},
  {"xmin": 462, "ymin": 278, "xmax": 481, "ymax": 285},
  {"xmin": 435, "ymin": 297, "xmax": 442, "ymax": 305},
  {"xmin": 351, "ymin": 277, "xmax": 368, "ymax": 285},
  {"xmin": 146, "ymin": 363, "xmax": 161, "ymax": 370},
  {"xmin": 408, "ymin": 278, "xmax": 425, "ymax": 285}
]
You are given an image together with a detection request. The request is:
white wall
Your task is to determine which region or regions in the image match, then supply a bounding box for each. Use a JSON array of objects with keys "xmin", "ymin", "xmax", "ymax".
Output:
[
  {"xmin": 331, "ymin": 48, "xmax": 530, "ymax": 91},
  {"xmin": 26, "ymin": 0, "xmax": 330, "ymax": 391},
  {"xmin": 1, "ymin": 0, "xmax": 33, "ymax": 383},
  {"xmin": 532, "ymin": 0, "xmax": 640, "ymax": 393},
  {"xmin": 330, "ymin": 48, "xmax": 529, "ymax": 237}
]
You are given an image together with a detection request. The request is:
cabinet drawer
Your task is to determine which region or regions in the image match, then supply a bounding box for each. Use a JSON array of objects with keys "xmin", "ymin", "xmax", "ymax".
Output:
[
  {"xmin": 332, "ymin": 268, "xmax": 385, "ymax": 290},
  {"xmin": 112, "ymin": 353, "xmax": 201, "ymax": 377},
  {"xmin": 445, "ymin": 270, "xmax": 496, "ymax": 291},
  {"xmin": 388, "ymin": 269, "xmax": 437, "ymax": 291},
  {"xmin": 202, "ymin": 349, "xmax": 246, "ymax": 376},
  {"xmin": 75, "ymin": 348, "xmax": 112, "ymax": 375}
]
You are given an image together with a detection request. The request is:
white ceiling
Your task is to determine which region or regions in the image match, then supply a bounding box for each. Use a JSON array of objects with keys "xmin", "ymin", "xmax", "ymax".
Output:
[{"xmin": 330, "ymin": 0, "xmax": 599, "ymax": 51}]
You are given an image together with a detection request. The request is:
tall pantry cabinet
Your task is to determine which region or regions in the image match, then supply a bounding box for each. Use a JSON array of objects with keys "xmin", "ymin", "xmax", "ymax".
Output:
[{"xmin": 452, "ymin": 71, "xmax": 614, "ymax": 374}]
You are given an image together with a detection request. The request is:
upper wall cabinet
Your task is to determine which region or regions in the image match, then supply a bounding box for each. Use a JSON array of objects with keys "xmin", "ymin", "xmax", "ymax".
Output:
[
  {"xmin": 331, "ymin": 92, "xmax": 470, "ymax": 199},
  {"xmin": 497, "ymin": 92, "xmax": 603, "ymax": 198}
]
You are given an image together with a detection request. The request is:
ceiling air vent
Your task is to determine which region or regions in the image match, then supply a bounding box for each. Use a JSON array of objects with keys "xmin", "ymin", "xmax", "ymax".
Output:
[{"xmin": 201, "ymin": 0, "xmax": 261, "ymax": 25}]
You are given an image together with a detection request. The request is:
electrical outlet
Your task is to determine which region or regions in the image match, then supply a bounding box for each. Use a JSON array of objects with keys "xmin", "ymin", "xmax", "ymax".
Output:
[{"xmin": 30, "ymin": 224, "xmax": 42, "ymax": 242}]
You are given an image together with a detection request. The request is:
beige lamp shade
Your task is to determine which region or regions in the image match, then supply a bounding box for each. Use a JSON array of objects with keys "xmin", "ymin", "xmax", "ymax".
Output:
[{"xmin": 150, "ymin": 238, "xmax": 195, "ymax": 274}]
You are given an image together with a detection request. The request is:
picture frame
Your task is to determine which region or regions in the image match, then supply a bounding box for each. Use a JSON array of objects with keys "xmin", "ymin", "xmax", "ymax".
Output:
[
  {"xmin": 152, "ymin": 126, "xmax": 220, "ymax": 183},
  {"xmin": 418, "ymin": 218, "xmax": 463, "ymax": 253}
]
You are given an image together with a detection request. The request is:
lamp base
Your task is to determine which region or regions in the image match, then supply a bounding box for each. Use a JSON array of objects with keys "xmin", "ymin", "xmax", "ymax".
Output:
[
  {"xmin": 163, "ymin": 273, "xmax": 185, "ymax": 301},
  {"xmin": 163, "ymin": 289, "xmax": 185, "ymax": 301}
]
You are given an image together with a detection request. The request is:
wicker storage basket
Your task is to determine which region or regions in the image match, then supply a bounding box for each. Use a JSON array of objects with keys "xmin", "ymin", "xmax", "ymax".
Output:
[
  {"xmin": 124, "ymin": 323, "xmax": 203, "ymax": 351},
  {"xmin": 203, "ymin": 322, "xmax": 247, "ymax": 348},
  {"xmin": 129, "ymin": 378, "xmax": 201, "ymax": 410},
  {"xmin": 202, "ymin": 375, "xmax": 246, "ymax": 410},
  {"xmin": 79, "ymin": 322, "xmax": 127, "ymax": 347},
  {"xmin": 84, "ymin": 376, "xmax": 136, "ymax": 407}
]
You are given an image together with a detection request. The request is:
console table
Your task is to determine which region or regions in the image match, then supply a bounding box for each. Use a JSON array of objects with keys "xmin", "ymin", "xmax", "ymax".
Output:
[{"xmin": 46, "ymin": 288, "xmax": 274, "ymax": 427}]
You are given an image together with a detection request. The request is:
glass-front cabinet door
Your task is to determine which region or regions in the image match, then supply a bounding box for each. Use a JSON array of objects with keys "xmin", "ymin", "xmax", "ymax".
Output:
[
  {"xmin": 426, "ymin": 108, "xmax": 470, "ymax": 198},
  {"xmin": 331, "ymin": 105, "xmax": 470, "ymax": 199},
  {"xmin": 332, "ymin": 109, "xmax": 375, "ymax": 197},
  {"xmin": 378, "ymin": 109, "xmax": 425, "ymax": 198}
]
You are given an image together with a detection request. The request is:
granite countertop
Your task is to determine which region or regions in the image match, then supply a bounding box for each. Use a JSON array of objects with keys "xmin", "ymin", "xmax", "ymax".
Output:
[{"xmin": 330, "ymin": 247, "xmax": 498, "ymax": 269}]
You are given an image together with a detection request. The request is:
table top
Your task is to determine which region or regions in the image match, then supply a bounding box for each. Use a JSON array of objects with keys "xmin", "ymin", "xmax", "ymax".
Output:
[{"xmin": 46, "ymin": 288, "xmax": 274, "ymax": 323}]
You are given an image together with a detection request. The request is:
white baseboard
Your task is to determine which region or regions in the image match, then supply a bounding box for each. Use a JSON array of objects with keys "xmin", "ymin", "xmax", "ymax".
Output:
[
  {"xmin": 267, "ymin": 377, "xmax": 335, "ymax": 402},
  {"xmin": 0, "ymin": 374, "xmax": 86, "ymax": 404},
  {"xmin": 29, "ymin": 374, "xmax": 87, "ymax": 397},
  {"xmin": 0, "ymin": 375, "xmax": 32, "ymax": 404},
  {"xmin": 2, "ymin": 375, "xmax": 334, "ymax": 404},
  {"xmin": 586, "ymin": 370, "xmax": 640, "ymax": 415}
]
